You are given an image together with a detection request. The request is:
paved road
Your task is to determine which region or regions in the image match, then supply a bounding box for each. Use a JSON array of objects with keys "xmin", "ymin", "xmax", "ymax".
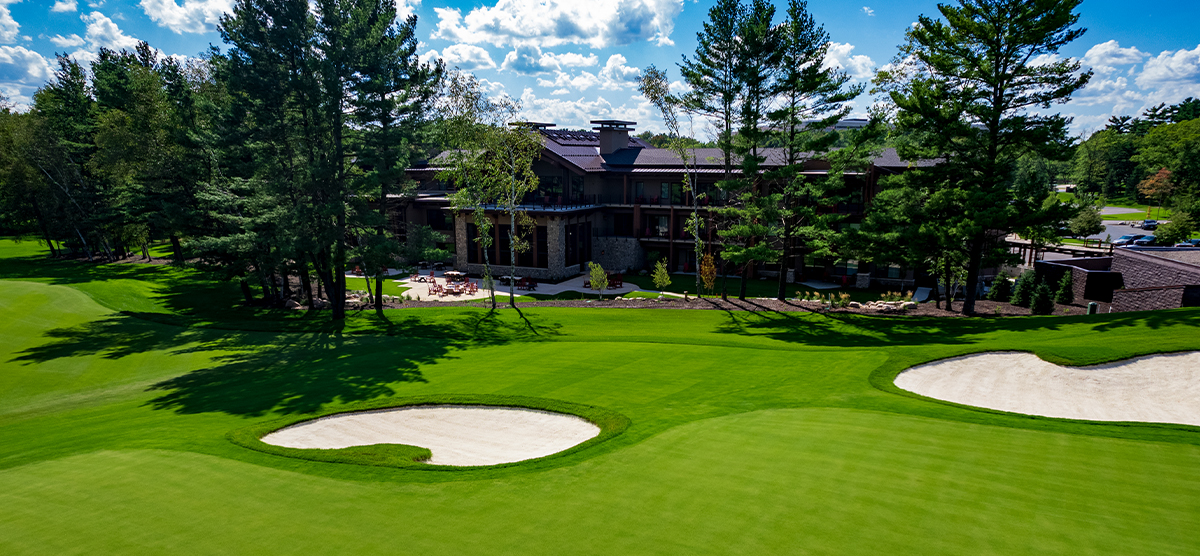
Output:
[
  {"xmin": 1086, "ymin": 223, "xmax": 1145, "ymax": 241},
  {"xmin": 1100, "ymin": 206, "xmax": 1143, "ymax": 215}
]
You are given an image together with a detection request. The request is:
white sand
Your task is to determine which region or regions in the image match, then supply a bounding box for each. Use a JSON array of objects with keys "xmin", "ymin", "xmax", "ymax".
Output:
[
  {"xmin": 261, "ymin": 405, "xmax": 601, "ymax": 466},
  {"xmin": 895, "ymin": 351, "xmax": 1200, "ymax": 426}
]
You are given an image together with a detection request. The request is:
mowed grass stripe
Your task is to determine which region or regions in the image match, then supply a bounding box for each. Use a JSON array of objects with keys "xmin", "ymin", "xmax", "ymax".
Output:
[
  {"xmin": 4, "ymin": 239, "xmax": 1200, "ymax": 554},
  {"xmin": 1, "ymin": 409, "xmax": 1199, "ymax": 555}
]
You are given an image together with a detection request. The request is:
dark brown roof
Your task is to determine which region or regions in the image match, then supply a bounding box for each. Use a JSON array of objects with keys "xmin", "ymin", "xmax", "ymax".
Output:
[{"xmin": 410, "ymin": 128, "xmax": 934, "ymax": 175}]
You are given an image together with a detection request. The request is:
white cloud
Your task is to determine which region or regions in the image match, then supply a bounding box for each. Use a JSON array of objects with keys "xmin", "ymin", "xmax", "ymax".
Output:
[
  {"xmin": 598, "ymin": 53, "xmax": 639, "ymax": 89},
  {"xmin": 1136, "ymin": 44, "xmax": 1200, "ymax": 89},
  {"xmin": 822, "ymin": 42, "xmax": 874, "ymax": 80},
  {"xmin": 433, "ymin": 44, "xmax": 497, "ymax": 70},
  {"xmin": 861, "ymin": 6, "xmax": 874, "ymax": 16},
  {"xmin": 502, "ymin": 45, "xmax": 597, "ymax": 74},
  {"xmin": 478, "ymin": 77, "xmax": 506, "ymax": 95},
  {"xmin": 517, "ymin": 87, "xmax": 655, "ymax": 129},
  {"xmin": 533, "ymin": 54, "xmax": 639, "ymax": 92},
  {"xmin": 49, "ymin": 33, "xmax": 85, "ymax": 48},
  {"xmin": 139, "ymin": 0, "xmax": 233, "ymax": 34},
  {"xmin": 0, "ymin": 45, "xmax": 53, "ymax": 83},
  {"xmin": 52, "ymin": 0, "xmax": 79, "ymax": 12},
  {"xmin": 81, "ymin": 11, "xmax": 140, "ymax": 51},
  {"xmin": 550, "ymin": 88, "xmax": 569, "ymax": 95},
  {"xmin": 552, "ymin": 51, "xmax": 599, "ymax": 68},
  {"xmin": 0, "ymin": 82, "xmax": 36, "ymax": 109},
  {"xmin": 396, "ymin": 0, "xmax": 420, "ymax": 20},
  {"xmin": 1072, "ymin": 76, "xmax": 1144, "ymax": 113},
  {"xmin": 537, "ymin": 71, "xmax": 601, "ymax": 91},
  {"xmin": 433, "ymin": 0, "xmax": 683, "ymax": 49},
  {"xmin": 1083, "ymin": 40, "xmax": 1148, "ymax": 75},
  {"xmin": 0, "ymin": 0, "xmax": 21, "ymax": 44},
  {"xmin": 1029, "ymin": 53, "xmax": 1061, "ymax": 67}
]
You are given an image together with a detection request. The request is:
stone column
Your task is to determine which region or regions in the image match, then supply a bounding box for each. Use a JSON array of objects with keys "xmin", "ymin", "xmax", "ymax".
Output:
[
  {"xmin": 547, "ymin": 217, "xmax": 567, "ymax": 279},
  {"xmin": 454, "ymin": 215, "xmax": 468, "ymax": 271}
]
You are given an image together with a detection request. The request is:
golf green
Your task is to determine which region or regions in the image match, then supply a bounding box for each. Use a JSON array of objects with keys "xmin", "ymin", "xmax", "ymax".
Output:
[{"xmin": 2, "ymin": 239, "xmax": 1199, "ymax": 555}]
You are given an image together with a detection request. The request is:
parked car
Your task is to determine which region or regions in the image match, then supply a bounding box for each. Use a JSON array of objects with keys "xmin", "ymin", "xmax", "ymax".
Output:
[
  {"xmin": 1174, "ymin": 238, "xmax": 1200, "ymax": 247},
  {"xmin": 1142, "ymin": 220, "xmax": 1159, "ymax": 231},
  {"xmin": 1132, "ymin": 235, "xmax": 1158, "ymax": 246},
  {"xmin": 1112, "ymin": 234, "xmax": 1145, "ymax": 246}
]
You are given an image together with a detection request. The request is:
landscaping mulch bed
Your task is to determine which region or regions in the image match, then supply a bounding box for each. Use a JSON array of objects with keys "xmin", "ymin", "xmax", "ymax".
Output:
[{"xmin": 343, "ymin": 296, "xmax": 1111, "ymax": 318}]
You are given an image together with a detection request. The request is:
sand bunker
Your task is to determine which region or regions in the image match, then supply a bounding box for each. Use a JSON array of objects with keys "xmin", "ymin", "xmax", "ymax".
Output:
[
  {"xmin": 261, "ymin": 405, "xmax": 601, "ymax": 466},
  {"xmin": 895, "ymin": 351, "xmax": 1200, "ymax": 426}
]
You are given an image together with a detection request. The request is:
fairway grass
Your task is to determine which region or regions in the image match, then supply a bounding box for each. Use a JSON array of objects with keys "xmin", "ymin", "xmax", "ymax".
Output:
[{"xmin": 2, "ymin": 239, "xmax": 1200, "ymax": 554}]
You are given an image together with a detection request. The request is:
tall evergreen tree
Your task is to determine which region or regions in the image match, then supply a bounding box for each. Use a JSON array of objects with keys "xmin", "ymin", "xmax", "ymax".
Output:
[
  {"xmin": 679, "ymin": 0, "xmax": 745, "ymax": 184},
  {"xmin": 767, "ymin": 0, "xmax": 862, "ymax": 300},
  {"xmin": 875, "ymin": 0, "xmax": 1092, "ymax": 314},
  {"xmin": 350, "ymin": 5, "xmax": 443, "ymax": 312}
]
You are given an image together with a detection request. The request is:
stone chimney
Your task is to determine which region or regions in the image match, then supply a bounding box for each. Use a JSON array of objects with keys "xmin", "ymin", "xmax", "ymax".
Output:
[{"xmin": 592, "ymin": 120, "xmax": 636, "ymax": 155}]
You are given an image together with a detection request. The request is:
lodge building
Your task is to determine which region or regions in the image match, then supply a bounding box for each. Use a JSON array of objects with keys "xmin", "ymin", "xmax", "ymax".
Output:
[{"xmin": 402, "ymin": 120, "xmax": 932, "ymax": 285}]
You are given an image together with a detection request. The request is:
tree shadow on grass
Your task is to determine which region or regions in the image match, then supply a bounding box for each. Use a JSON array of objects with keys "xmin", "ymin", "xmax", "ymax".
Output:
[
  {"xmin": 712, "ymin": 303, "xmax": 1200, "ymax": 348},
  {"xmin": 9, "ymin": 308, "xmax": 562, "ymax": 417}
]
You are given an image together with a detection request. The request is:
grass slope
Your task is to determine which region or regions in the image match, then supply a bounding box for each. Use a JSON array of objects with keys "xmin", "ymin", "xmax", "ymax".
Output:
[{"xmin": 2, "ymin": 238, "xmax": 1200, "ymax": 554}]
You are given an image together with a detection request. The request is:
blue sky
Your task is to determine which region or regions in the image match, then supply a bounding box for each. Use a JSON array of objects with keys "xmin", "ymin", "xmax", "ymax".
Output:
[{"xmin": 2, "ymin": 0, "xmax": 1198, "ymax": 136}]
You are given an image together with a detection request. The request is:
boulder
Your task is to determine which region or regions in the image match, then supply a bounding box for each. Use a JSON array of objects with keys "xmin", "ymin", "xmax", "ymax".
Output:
[
  {"xmin": 284, "ymin": 299, "xmax": 302, "ymax": 310},
  {"xmin": 849, "ymin": 301, "xmax": 862, "ymax": 308}
]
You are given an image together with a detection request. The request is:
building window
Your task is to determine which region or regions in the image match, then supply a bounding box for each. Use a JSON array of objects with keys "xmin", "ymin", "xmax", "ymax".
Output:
[
  {"xmin": 834, "ymin": 259, "xmax": 858, "ymax": 276},
  {"xmin": 537, "ymin": 226, "xmax": 548, "ymax": 268},
  {"xmin": 564, "ymin": 222, "xmax": 592, "ymax": 266},
  {"xmin": 427, "ymin": 209, "xmax": 450, "ymax": 230},
  {"xmin": 614, "ymin": 213, "xmax": 633, "ymax": 237},
  {"xmin": 887, "ymin": 265, "xmax": 901, "ymax": 279}
]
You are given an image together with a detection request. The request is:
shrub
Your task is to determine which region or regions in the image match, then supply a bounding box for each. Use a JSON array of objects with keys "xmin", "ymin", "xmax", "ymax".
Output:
[
  {"xmin": 1010, "ymin": 270, "xmax": 1036, "ymax": 307},
  {"xmin": 987, "ymin": 273, "xmax": 1013, "ymax": 302},
  {"xmin": 651, "ymin": 259, "xmax": 671, "ymax": 293},
  {"xmin": 588, "ymin": 261, "xmax": 609, "ymax": 299},
  {"xmin": 1055, "ymin": 270, "xmax": 1074, "ymax": 305},
  {"xmin": 699, "ymin": 254, "xmax": 717, "ymax": 294},
  {"xmin": 1030, "ymin": 279, "xmax": 1055, "ymax": 315}
]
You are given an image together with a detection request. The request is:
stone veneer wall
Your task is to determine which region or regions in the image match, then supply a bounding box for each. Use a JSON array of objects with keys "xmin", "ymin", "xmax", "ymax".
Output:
[
  {"xmin": 593, "ymin": 237, "xmax": 644, "ymax": 274},
  {"xmin": 1112, "ymin": 248, "xmax": 1200, "ymax": 288},
  {"xmin": 1110, "ymin": 286, "xmax": 1200, "ymax": 312}
]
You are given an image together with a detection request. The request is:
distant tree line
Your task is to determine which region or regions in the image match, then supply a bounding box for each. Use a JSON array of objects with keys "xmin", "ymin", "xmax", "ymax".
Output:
[
  {"xmin": 1069, "ymin": 98, "xmax": 1200, "ymax": 242},
  {"xmin": 0, "ymin": 0, "xmax": 443, "ymax": 319}
]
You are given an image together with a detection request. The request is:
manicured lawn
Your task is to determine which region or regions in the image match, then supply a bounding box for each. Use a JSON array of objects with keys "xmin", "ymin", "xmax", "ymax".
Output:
[
  {"xmin": 2, "ymin": 238, "xmax": 1200, "ymax": 554},
  {"xmin": 1056, "ymin": 192, "xmax": 1173, "ymax": 221}
]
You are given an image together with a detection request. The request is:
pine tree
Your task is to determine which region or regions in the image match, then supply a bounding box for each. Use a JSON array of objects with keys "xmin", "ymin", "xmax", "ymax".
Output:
[
  {"xmin": 1031, "ymin": 279, "xmax": 1055, "ymax": 315},
  {"xmin": 768, "ymin": 0, "xmax": 863, "ymax": 300},
  {"xmin": 1010, "ymin": 269, "xmax": 1036, "ymax": 307},
  {"xmin": 1054, "ymin": 270, "xmax": 1074, "ymax": 305},
  {"xmin": 876, "ymin": 0, "xmax": 1092, "ymax": 314},
  {"xmin": 987, "ymin": 272, "xmax": 1012, "ymax": 302},
  {"xmin": 679, "ymin": 0, "xmax": 744, "ymax": 183}
]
